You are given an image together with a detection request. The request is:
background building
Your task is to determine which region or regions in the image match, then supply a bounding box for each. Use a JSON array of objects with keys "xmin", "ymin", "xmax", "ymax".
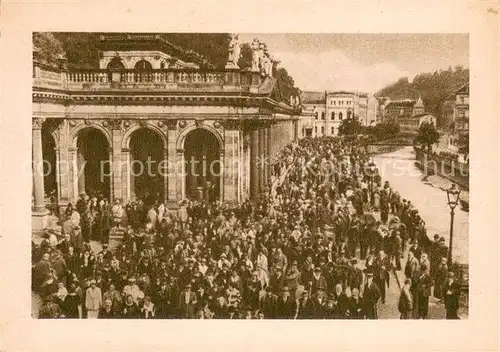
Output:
[
  {"xmin": 367, "ymin": 95, "xmax": 379, "ymax": 126},
  {"xmin": 301, "ymin": 90, "xmax": 371, "ymax": 136},
  {"xmin": 384, "ymin": 96, "xmax": 425, "ymax": 122},
  {"xmin": 398, "ymin": 113, "xmax": 437, "ymax": 133}
]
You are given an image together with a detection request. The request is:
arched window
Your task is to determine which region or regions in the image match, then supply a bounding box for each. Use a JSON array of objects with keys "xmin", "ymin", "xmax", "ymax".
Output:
[
  {"xmin": 315, "ymin": 112, "xmax": 319, "ymax": 120},
  {"xmin": 339, "ymin": 112, "xmax": 343, "ymax": 120},
  {"xmin": 347, "ymin": 110, "xmax": 352, "ymax": 119},
  {"xmin": 331, "ymin": 112, "xmax": 335, "ymax": 120},
  {"xmin": 107, "ymin": 57, "xmax": 125, "ymax": 70},
  {"xmin": 321, "ymin": 112, "xmax": 325, "ymax": 120},
  {"xmin": 134, "ymin": 60, "xmax": 152, "ymax": 70}
]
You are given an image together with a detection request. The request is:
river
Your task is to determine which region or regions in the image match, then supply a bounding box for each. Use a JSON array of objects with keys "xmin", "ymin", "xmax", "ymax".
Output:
[{"xmin": 373, "ymin": 146, "xmax": 469, "ymax": 265}]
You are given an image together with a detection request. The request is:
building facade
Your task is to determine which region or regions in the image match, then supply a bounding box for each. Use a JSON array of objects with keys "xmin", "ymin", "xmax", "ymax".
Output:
[
  {"xmin": 32, "ymin": 34, "xmax": 299, "ymax": 229},
  {"xmin": 398, "ymin": 113, "xmax": 437, "ymax": 133},
  {"xmin": 366, "ymin": 95, "xmax": 379, "ymax": 126},
  {"xmin": 454, "ymin": 83, "xmax": 469, "ymax": 132},
  {"xmin": 384, "ymin": 96, "xmax": 425, "ymax": 122},
  {"xmin": 301, "ymin": 91, "xmax": 370, "ymax": 137}
]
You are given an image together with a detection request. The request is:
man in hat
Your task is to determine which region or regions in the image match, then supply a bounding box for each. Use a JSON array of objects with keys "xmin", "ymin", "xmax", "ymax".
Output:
[
  {"xmin": 103, "ymin": 283, "xmax": 122, "ymax": 313},
  {"xmin": 285, "ymin": 260, "xmax": 300, "ymax": 298},
  {"xmin": 438, "ymin": 237, "xmax": 449, "ymax": 261},
  {"xmin": 98, "ymin": 243, "xmax": 113, "ymax": 264},
  {"xmin": 415, "ymin": 264, "xmax": 432, "ymax": 319},
  {"xmin": 259, "ymin": 286, "xmax": 277, "ymax": 319},
  {"xmin": 309, "ymin": 288, "xmax": 327, "ymax": 319},
  {"xmin": 398, "ymin": 278, "xmax": 414, "ymax": 319},
  {"xmin": 347, "ymin": 258, "xmax": 363, "ymax": 292},
  {"xmin": 310, "ymin": 267, "xmax": 327, "ymax": 296},
  {"xmin": 332, "ymin": 283, "xmax": 348, "ymax": 319},
  {"xmin": 275, "ymin": 286, "xmax": 297, "ymax": 319},
  {"xmin": 178, "ymin": 283, "xmax": 197, "ymax": 319},
  {"xmin": 123, "ymin": 277, "xmax": 144, "ymax": 303},
  {"xmin": 405, "ymin": 250, "xmax": 421, "ymax": 298},
  {"xmin": 433, "ymin": 257, "xmax": 449, "ymax": 300},
  {"xmin": 373, "ymin": 250, "xmax": 390, "ymax": 304},
  {"xmin": 362, "ymin": 272, "xmax": 380, "ymax": 319},
  {"xmin": 85, "ymin": 279, "xmax": 102, "ymax": 319},
  {"xmin": 443, "ymin": 272, "xmax": 461, "ymax": 319},
  {"xmin": 347, "ymin": 287, "xmax": 364, "ymax": 319},
  {"xmin": 269, "ymin": 267, "xmax": 286, "ymax": 294},
  {"xmin": 38, "ymin": 294, "xmax": 61, "ymax": 319}
]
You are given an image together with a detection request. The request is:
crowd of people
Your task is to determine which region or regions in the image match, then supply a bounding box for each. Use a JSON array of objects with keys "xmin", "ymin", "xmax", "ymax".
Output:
[{"xmin": 32, "ymin": 136, "xmax": 462, "ymax": 319}]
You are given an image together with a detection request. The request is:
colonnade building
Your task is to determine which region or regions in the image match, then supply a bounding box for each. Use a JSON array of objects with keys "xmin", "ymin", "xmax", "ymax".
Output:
[{"xmin": 32, "ymin": 34, "xmax": 299, "ymax": 229}]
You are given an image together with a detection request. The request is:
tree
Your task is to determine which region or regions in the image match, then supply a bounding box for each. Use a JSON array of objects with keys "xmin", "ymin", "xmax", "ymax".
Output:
[
  {"xmin": 271, "ymin": 67, "xmax": 300, "ymax": 103},
  {"xmin": 339, "ymin": 117, "xmax": 362, "ymax": 136},
  {"xmin": 415, "ymin": 121, "xmax": 440, "ymax": 152},
  {"xmin": 33, "ymin": 32, "xmax": 66, "ymax": 67},
  {"xmin": 52, "ymin": 33, "xmax": 101, "ymax": 69},
  {"xmin": 161, "ymin": 33, "xmax": 231, "ymax": 69}
]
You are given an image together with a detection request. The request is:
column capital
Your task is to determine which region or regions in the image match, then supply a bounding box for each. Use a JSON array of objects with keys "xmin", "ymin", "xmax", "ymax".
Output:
[
  {"xmin": 32, "ymin": 118, "xmax": 45, "ymax": 130},
  {"xmin": 166, "ymin": 119, "xmax": 178, "ymax": 129},
  {"xmin": 109, "ymin": 119, "xmax": 123, "ymax": 130},
  {"xmin": 220, "ymin": 119, "xmax": 243, "ymax": 130}
]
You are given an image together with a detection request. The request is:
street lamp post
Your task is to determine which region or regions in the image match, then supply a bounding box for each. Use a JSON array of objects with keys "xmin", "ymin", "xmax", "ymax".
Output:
[{"xmin": 446, "ymin": 183, "xmax": 461, "ymax": 268}]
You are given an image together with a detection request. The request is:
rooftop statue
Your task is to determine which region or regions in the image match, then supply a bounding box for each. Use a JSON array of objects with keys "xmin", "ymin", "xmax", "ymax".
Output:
[
  {"xmin": 251, "ymin": 38, "xmax": 260, "ymax": 72},
  {"xmin": 226, "ymin": 34, "xmax": 241, "ymax": 68}
]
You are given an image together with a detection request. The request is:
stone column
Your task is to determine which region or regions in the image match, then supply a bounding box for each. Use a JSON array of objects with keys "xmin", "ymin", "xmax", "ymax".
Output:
[
  {"xmin": 111, "ymin": 120, "xmax": 123, "ymax": 202},
  {"xmin": 250, "ymin": 124, "xmax": 260, "ymax": 200},
  {"xmin": 57, "ymin": 119, "xmax": 70, "ymax": 206},
  {"xmin": 262, "ymin": 124, "xmax": 270, "ymax": 187},
  {"xmin": 258, "ymin": 126, "xmax": 266, "ymax": 191},
  {"xmin": 68, "ymin": 147, "xmax": 77, "ymax": 201},
  {"xmin": 77, "ymin": 149, "xmax": 86, "ymax": 195},
  {"xmin": 163, "ymin": 149, "xmax": 168, "ymax": 204},
  {"xmin": 121, "ymin": 148, "xmax": 131, "ymax": 203},
  {"xmin": 32, "ymin": 118, "xmax": 49, "ymax": 230},
  {"xmin": 166, "ymin": 121, "xmax": 179, "ymax": 209},
  {"xmin": 223, "ymin": 124, "xmax": 239, "ymax": 204}
]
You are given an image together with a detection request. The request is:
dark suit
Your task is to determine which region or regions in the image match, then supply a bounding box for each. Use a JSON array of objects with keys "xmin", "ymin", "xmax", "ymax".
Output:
[
  {"xmin": 363, "ymin": 281, "xmax": 381, "ymax": 319},
  {"xmin": 347, "ymin": 296, "xmax": 364, "ymax": 319},
  {"xmin": 306, "ymin": 297, "xmax": 326, "ymax": 319},
  {"xmin": 332, "ymin": 292, "xmax": 349, "ymax": 319},
  {"xmin": 276, "ymin": 297, "xmax": 297, "ymax": 319},
  {"xmin": 177, "ymin": 290, "xmax": 197, "ymax": 319},
  {"xmin": 416, "ymin": 272, "xmax": 432, "ymax": 318},
  {"xmin": 374, "ymin": 256, "xmax": 391, "ymax": 303},
  {"xmin": 398, "ymin": 287, "xmax": 413, "ymax": 319},
  {"xmin": 260, "ymin": 294, "xmax": 277, "ymax": 319},
  {"xmin": 443, "ymin": 280, "xmax": 461, "ymax": 319}
]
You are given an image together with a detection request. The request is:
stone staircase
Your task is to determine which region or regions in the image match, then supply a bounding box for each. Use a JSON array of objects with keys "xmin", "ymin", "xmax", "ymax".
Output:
[{"xmin": 108, "ymin": 226, "xmax": 126, "ymax": 249}]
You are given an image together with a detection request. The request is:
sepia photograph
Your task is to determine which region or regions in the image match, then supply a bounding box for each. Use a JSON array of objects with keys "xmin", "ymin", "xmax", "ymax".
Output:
[{"xmin": 31, "ymin": 32, "xmax": 470, "ymax": 320}]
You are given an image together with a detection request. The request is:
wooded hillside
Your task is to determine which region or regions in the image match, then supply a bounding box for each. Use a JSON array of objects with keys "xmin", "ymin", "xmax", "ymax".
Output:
[{"xmin": 376, "ymin": 66, "xmax": 469, "ymax": 125}]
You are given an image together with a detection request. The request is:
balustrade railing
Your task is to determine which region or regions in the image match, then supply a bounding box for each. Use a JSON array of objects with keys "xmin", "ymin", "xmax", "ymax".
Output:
[{"xmin": 33, "ymin": 64, "xmax": 265, "ymax": 94}]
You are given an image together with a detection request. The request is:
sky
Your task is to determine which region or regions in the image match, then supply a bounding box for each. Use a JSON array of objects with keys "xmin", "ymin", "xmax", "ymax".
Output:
[{"xmin": 238, "ymin": 34, "xmax": 469, "ymax": 94}]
